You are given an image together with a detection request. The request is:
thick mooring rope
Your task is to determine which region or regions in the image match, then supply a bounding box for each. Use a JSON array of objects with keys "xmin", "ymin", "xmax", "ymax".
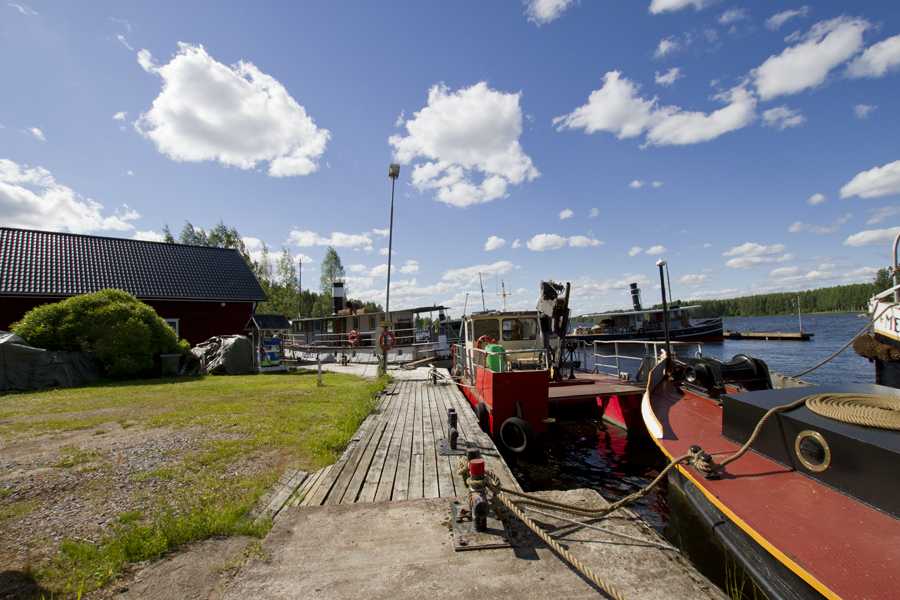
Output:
[{"xmin": 794, "ymin": 304, "xmax": 892, "ymax": 378}]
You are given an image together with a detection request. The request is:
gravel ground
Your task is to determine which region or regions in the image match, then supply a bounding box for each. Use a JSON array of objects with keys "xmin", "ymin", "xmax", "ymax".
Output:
[{"xmin": 0, "ymin": 420, "xmax": 281, "ymax": 599}]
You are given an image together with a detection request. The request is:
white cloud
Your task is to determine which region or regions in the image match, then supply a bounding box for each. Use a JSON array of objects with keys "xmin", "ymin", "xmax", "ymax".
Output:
[
  {"xmin": 511, "ymin": 239, "xmax": 522, "ymax": 249},
  {"xmin": 525, "ymin": 233, "xmax": 601, "ymax": 250},
  {"xmin": 347, "ymin": 263, "xmax": 367, "ymax": 273},
  {"xmin": 807, "ymin": 193, "xmax": 826, "ymax": 205},
  {"xmin": 655, "ymin": 68, "xmax": 684, "ymax": 87},
  {"xmin": 649, "ymin": 0, "xmax": 715, "ymax": 15},
  {"xmin": 840, "ymin": 160, "xmax": 900, "ymax": 199},
  {"xmin": 559, "ymin": 208, "xmax": 574, "ymax": 219},
  {"xmin": 787, "ymin": 213, "xmax": 852, "ymax": 234},
  {"xmin": 28, "ymin": 127, "xmax": 45, "ymax": 140},
  {"xmin": 630, "ymin": 180, "xmax": 644, "ymax": 189},
  {"xmin": 526, "ymin": 233, "xmax": 567, "ymax": 251},
  {"xmin": 762, "ymin": 106, "xmax": 806, "ymax": 130},
  {"xmin": 725, "ymin": 254, "xmax": 793, "ymax": 269},
  {"xmin": 373, "ymin": 228, "xmax": 390, "ymax": 237},
  {"xmin": 296, "ymin": 253, "xmax": 314, "ymax": 264},
  {"xmin": 846, "ymin": 35, "xmax": 900, "ymax": 78},
  {"xmin": 654, "ymin": 38, "xmax": 680, "ymax": 58},
  {"xmin": 442, "ymin": 261, "xmax": 515, "ymax": 284},
  {"xmin": 854, "ymin": 104, "xmax": 877, "ymax": 118},
  {"xmin": 843, "ymin": 227, "xmax": 900, "ymax": 247},
  {"xmin": 389, "ymin": 82, "xmax": 539, "ymax": 208},
  {"xmin": 113, "ymin": 111, "xmax": 127, "ymax": 121},
  {"xmin": 131, "ymin": 230, "xmax": 165, "ymax": 242},
  {"xmin": 770, "ymin": 266, "xmax": 807, "ymax": 277},
  {"xmin": 288, "ymin": 230, "xmax": 373, "ymax": 248},
  {"xmin": 110, "ymin": 17, "xmax": 131, "ymax": 33},
  {"xmin": 394, "ymin": 110, "xmax": 405, "ymax": 127},
  {"xmin": 867, "ymin": 206, "xmax": 900, "ymax": 225},
  {"xmin": 9, "ymin": 3, "xmax": 38, "ymax": 16},
  {"xmin": 628, "ymin": 246, "xmax": 643, "ymax": 257},
  {"xmin": 723, "ymin": 242, "xmax": 785, "ymax": 257},
  {"xmin": 719, "ymin": 8, "xmax": 748, "ymax": 24},
  {"xmin": 752, "ymin": 17, "xmax": 870, "ymax": 101},
  {"xmin": 568, "ymin": 235, "xmax": 603, "ymax": 247},
  {"xmin": 554, "ymin": 71, "xmax": 756, "ymax": 146},
  {"xmin": 484, "ymin": 236, "xmax": 506, "ymax": 251},
  {"xmin": 589, "ymin": 208, "xmax": 598, "ymax": 217},
  {"xmin": 766, "ymin": 6, "xmax": 810, "ymax": 31},
  {"xmin": 0, "ymin": 159, "xmax": 140, "ymax": 234},
  {"xmin": 678, "ymin": 273, "xmax": 715, "ymax": 288},
  {"xmin": 646, "ymin": 245, "xmax": 668, "ymax": 254},
  {"xmin": 117, "ymin": 35, "xmax": 132, "ymax": 50},
  {"xmin": 524, "ymin": 0, "xmax": 578, "ymax": 25},
  {"xmin": 135, "ymin": 43, "xmax": 330, "ymax": 177},
  {"xmin": 377, "ymin": 248, "xmax": 398, "ymax": 256},
  {"xmin": 652, "ymin": 181, "xmax": 664, "ymax": 188},
  {"xmin": 242, "ymin": 237, "xmax": 262, "ymax": 251},
  {"xmin": 400, "ymin": 260, "xmax": 420, "ymax": 274}
]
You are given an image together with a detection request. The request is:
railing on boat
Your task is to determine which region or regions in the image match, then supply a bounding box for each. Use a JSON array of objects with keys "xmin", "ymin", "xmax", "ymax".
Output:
[
  {"xmin": 452, "ymin": 344, "xmax": 551, "ymax": 382},
  {"xmin": 573, "ymin": 340, "xmax": 703, "ymax": 380}
]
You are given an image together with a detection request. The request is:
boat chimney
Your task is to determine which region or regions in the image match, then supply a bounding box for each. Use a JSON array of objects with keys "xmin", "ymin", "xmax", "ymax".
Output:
[
  {"xmin": 630, "ymin": 283, "xmax": 642, "ymax": 311},
  {"xmin": 332, "ymin": 281, "xmax": 344, "ymax": 315}
]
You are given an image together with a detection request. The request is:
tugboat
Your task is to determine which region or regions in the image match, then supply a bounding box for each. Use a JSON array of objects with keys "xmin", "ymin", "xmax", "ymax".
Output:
[
  {"xmin": 642, "ymin": 260, "xmax": 900, "ymax": 600},
  {"xmin": 451, "ymin": 281, "xmax": 648, "ymax": 453}
]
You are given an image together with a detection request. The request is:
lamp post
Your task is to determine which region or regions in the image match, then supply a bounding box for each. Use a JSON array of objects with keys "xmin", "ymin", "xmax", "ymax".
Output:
[{"xmin": 381, "ymin": 163, "xmax": 400, "ymax": 376}]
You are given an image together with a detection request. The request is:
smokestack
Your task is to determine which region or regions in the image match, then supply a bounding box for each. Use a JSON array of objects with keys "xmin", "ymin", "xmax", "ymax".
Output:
[
  {"xmin": 630, "ymin": 283, "xmax": 642, "ymax": 311},
  {"xmin": 332, "ymin": 281, "xmax": 344, "ymax": 315}
]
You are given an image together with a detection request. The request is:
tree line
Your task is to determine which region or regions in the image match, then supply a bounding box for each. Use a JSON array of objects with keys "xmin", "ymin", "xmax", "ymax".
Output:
[
  {"xmin": 163, "ymin": 220, "xmax": 381, "ymax": 320},
  {"xmin": 571, "ymin": 269, "xmax": 893, "ymax": 321}
]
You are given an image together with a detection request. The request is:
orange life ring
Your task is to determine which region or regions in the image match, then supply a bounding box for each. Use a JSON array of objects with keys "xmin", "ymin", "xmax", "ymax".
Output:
[
  {"xmin": 475, "ymin": 335, "xmax": 496, "ymax": 350},
  {"xmin": 348, "ymin": 330, "xmax": 358, "ymax": 344},
  {"xmin": 379, "ymin": 330, "xmax": 396, "ymax": 351}
]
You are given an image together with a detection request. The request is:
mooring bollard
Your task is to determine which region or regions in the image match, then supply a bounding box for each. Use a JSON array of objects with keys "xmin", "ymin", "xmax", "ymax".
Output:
[
  {"xmin": 447, "ymin": 408, "xmax": 458, "ymax": 450},
  {"xmin": 469, "ymin": 458, "xmax": 488, "ymax": 532}
]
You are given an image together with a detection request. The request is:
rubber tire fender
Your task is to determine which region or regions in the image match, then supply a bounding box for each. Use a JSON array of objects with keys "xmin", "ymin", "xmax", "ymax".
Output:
[
  {"xmin": 499, "ymin": 416, "xmax": 535, "ymax": 454},
  {"xmin": 475, "ymin": 402, "xmax": 491, "ymax": 434}
]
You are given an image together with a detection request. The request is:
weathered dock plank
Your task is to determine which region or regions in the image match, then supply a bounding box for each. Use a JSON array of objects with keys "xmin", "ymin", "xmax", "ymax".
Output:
[
  {"xmin": 408, "ymin": 381, "xmax": 425, "ymax": 500},
  {"xmin": 358, "ymin": 383, "xmax": 405, "ymax": 503},
  {"xmin": 299, "ymin": 465, "xmax": 333, "ymax": 507},
  {"xmin": 421, "ymin": 381, "xmax": 440, "ymax": 499},
  {"xmin": 374, "ymin": 381, "xmax": 409, "ymax": 503},
  {"xmin": 391, "ymin": 379, "xmax": 417, "ymax": 501}
]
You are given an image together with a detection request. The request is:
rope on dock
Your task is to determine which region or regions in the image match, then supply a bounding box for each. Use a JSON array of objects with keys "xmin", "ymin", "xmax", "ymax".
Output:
[{"xmin": 792, "ymin": 304, "xmax": 892, "ymax": 378}]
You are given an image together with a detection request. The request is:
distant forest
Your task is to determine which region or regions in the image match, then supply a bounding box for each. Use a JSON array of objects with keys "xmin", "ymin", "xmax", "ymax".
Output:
[{"xmin": 572, "ymin": 269, "xmax": 893, "ymax": 321}]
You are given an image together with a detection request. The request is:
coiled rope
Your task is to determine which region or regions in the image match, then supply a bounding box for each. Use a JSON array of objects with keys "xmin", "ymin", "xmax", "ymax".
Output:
[{"xmin": 806, "ymin": 393, "xmax": 900, "ymax": 430}]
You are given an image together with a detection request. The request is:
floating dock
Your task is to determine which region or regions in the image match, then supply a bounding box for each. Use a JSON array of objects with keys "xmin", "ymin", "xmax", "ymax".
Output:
[{"xmin": 724, "ymin": 331, "xmax": 814, "ymax": 341}]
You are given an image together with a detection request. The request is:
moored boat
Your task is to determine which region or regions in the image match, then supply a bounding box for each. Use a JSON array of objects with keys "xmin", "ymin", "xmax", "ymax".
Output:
[
  {"xmin": 640, "ymin": 256, "xmax": 900, "ymax": 598},
  {"xmin": 571, "ymin": 283, "xmax": 724, "ymax": 343},
  {"xmin": 451, "ymin": 281, "xmax": 647, "ymax": 453}
]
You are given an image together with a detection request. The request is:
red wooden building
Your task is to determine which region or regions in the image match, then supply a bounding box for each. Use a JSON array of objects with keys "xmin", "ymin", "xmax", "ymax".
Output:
[{"xmin": 0, "ymin": 227, "xmax": 268, "ymax": 347}]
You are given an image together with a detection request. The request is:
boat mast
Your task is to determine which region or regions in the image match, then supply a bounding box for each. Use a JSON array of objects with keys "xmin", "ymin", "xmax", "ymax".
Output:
[
  {"xmin": 479, "ymin": 272, "xmax": 486, "ymax": 311},
  {"xmin": 496, "ymin": 280, "xmax": 512, "ymax": 311},
  {"xmin": 657, "ymin": 259, "xmax": 672, "ymax": 370}
]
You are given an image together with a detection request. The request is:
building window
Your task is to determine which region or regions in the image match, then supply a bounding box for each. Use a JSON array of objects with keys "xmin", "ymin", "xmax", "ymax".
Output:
[{"xmin": 163, "ymin": 318, "xmax": 180, "ymax": 336}]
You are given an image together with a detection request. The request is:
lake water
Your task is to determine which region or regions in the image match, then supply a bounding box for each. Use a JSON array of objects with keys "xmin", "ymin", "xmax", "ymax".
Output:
[{"xmin": 510, "ymin": 312, "xmax": 877, "ymax": 596}]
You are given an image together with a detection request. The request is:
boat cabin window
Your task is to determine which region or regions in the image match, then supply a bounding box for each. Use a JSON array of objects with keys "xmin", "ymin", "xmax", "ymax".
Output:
[
  {"xmin": 502, "ymin": 317, "xmax": 537, "ymax": 341},
  {"xmin": 369, "ymin": 316, "xmax": 376, "ymax": 330},
  {"xmin": 473, "ymin": 318, "xmax": 500, "ymax": 342}
]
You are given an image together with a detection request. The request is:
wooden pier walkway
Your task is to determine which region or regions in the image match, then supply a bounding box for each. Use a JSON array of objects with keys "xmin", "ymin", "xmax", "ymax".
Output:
[{"xmin": 250, "ymin": 373, "xmax": 521, "ymax": 522}]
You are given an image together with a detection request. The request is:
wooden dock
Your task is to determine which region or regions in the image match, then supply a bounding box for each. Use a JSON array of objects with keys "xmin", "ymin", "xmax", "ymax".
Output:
[
  {"xmin": 251, "ymin": 374, "xmax": 520, "ymax": 521},
  {"xmin": 724, "ymin": 331, "xmax": 813, "ymax": 341}
]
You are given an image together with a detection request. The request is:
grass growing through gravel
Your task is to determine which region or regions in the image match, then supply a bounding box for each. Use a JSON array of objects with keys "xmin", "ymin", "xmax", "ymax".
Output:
[{"xmin": 0, "ymin": 369, "xmax": 390, "ymax": 597}]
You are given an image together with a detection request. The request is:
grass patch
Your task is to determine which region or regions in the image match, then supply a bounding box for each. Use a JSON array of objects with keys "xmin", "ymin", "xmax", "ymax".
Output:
[{"xmin": 0, "ymin": 370, "xmax": 392, "ymax": 597}]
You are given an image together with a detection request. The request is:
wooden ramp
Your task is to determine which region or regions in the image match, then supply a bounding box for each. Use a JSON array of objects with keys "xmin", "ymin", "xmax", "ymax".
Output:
[{"xmin": 257, "ymin": 375, "xmax": 520, "ymax": 516}]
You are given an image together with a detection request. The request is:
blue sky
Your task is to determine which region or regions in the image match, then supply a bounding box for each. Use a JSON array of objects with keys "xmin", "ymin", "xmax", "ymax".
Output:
[{"xmin": 3, "ymin": 0, "xmax": 900, "ymax": 317}]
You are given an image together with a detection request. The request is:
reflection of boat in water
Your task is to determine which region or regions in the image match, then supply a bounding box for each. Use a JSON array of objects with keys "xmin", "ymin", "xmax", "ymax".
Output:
[
  {"xmin": 452, "ymin": 281, "xmax": 646, "ymax": 454},
  {"xmin": 642, "ymin": 261, "xmax": 900, "ymax": 599},
  {"xmin": 571, "ymin": 283, "xmax": 723, "ymax": 343}
]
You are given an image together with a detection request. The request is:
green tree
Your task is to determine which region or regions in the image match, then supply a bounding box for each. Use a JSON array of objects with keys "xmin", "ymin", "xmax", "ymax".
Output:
[
  {"xmin": 874, "ymin": 268, "xmax": 893, "ymax": 294},
  {"xmin": 10, "ymin": 290, "xmax": 189, "ymax": 379}
]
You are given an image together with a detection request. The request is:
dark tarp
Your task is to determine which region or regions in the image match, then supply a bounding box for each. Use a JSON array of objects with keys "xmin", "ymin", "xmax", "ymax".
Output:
[
  {"xmin": 0, "ymin": 332, "xmax": 100, "ymax": 392},
  {"xmin": 186, "ymin": 335, "xmax": 254, "ymax": 375}
]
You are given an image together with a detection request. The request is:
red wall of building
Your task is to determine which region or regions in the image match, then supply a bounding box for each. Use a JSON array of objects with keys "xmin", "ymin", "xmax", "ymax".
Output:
[{"xmin": 0, "ymin": 297, "xmax": 255, "ymax": 347}]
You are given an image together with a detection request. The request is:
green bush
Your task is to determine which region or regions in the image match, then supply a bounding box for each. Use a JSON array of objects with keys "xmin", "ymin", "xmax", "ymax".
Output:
[{"xmin": 10, "ymin": 289, "xmax": 190, "ymax": 379}]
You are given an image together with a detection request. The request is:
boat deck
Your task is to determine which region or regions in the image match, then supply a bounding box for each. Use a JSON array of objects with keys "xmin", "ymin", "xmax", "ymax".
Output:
[
  {"xmin": 548, "ymin": 376, "xmax": 645, "ymax": 403},
  {"xmin": 289, "ymin": 375, "xmax": 521, "ymax": 508},
  {"xmin": 648, "ymin": 377, "xmax": 900, "ymax": 600}
]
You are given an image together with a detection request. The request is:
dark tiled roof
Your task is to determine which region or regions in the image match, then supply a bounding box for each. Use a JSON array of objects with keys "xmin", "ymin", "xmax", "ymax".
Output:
[
  {"xmin": 0, "ymin": 228, "xmax": 267, "ymax": 302},
  {"xmin": 246, "ymin": 314, "xmax": 291, "ymax": 331}
]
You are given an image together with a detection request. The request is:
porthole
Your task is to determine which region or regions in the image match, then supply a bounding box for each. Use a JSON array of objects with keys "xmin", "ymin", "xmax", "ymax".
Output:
[{"xmin": 795, "ymin": 430, "xmax": 831, "ymax": 472}]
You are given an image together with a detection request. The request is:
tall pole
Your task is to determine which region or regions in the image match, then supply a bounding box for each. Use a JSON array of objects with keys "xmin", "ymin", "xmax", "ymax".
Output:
[
  {"xmin": 657, "ymin": 259, "xmax": 672, "ymax": 370},
  {"xmin": 298, "ymin": 258, "xmax": 302, "ymax": 319},
  {"xmin": 385, "ymin": 176, "xmax": 396, "ymax": 319}
]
